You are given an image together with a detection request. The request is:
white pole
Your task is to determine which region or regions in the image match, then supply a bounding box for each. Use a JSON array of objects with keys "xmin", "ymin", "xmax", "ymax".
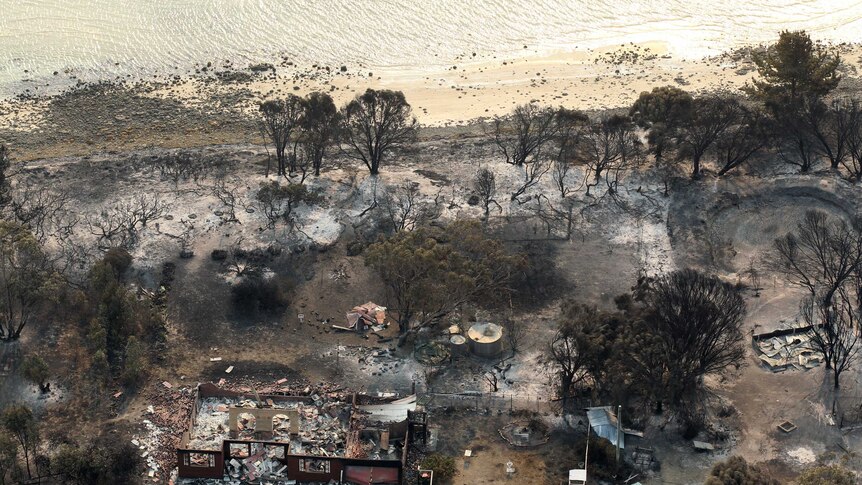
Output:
[
  {"xmin": 616, "ymin": 405, "xmax": 622, "ymax": 463},
  {"xmin": 584, "ymin": 415, "xmax": 590, "ymax": 482}
]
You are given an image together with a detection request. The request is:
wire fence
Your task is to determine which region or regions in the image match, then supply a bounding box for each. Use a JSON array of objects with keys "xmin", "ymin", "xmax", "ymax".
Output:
[{"xmin": 418, "ymin": 391, "xmax": 567, "ymax": 415}]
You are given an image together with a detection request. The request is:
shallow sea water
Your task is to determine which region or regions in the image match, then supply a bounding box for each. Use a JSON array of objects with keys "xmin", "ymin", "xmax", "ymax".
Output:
[{"xmin": 0, "ymin": 0, "xmax": 860, "ymax": 95}]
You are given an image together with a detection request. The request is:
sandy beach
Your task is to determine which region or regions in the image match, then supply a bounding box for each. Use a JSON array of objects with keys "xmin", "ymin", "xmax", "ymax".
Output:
[
  {"xmin": 138, "ymin": 42, "xmax": 786, "ymax": 125},
  {"xmin": 0, "ymin": 42, "xmax": 860, "ymax": 161}
]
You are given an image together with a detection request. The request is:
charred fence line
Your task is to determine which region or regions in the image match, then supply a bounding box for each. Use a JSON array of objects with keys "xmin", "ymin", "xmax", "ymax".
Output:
[{"xmin": 418, "ymin": 391, "xmax": 558, "ymax": 414}]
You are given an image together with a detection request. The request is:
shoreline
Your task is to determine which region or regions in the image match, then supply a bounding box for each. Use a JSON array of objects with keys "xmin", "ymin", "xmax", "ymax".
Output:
[{"xmin": 1, "ymin": 41, "xmax": 860, "ymax": 161}]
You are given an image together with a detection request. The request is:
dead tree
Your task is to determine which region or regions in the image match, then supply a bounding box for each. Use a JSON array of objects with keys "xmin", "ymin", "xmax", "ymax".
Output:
[
  {"xmin": 528, "ymin": 195, "xmax": 577, "ymax": 241},
  {"xmin": 552, "ymin": 159, "xmax": 573, "ymax": 198},
  {"xmin": 579, "ymin": 115, "xmax": 642, "ymax": 195},
  {"xmin": 0, "ymin": 144, "xmax": 12, "ymax": 211},
  {"xmin": 493, "ymin": 104, "xmax": 557, "ymax": 166},
  {"xmin": 743, "ymin": 256, "xmax": 763, "ymax": 296},
  {"xmin": 771, "ymin": 95, "xmax": 823, "ymax": 173},
  {"xmin": 225, "ymin": 237, "xmax": 262, "ymax": 277},
  {"xmin": 292, "ymin": 144, "xmax": 314, "ymax": 185},
  {"xmin": 772, "ymin": 211, "xmax": 862, "ymax": 303},
  {"xmin": 772, "ymin": 211, "xmax": 862, "ymax": 387},
  {"xmin": 505, "ymin": 316, "xmax": 529, "ymax": 355},
  {"xmin": 87, "ymin": 194, "xmax": 169, "ymax": 250},
  {"xmin": 801, "ymin": 287, "xmax": 861, "ymax": 389},
  {"xmin": 254, "ymin": 181, "xmax": 321, "ymax": 230},
  {"xmin": 714, "ymin": 107, "xmax": 770, "ymax": 176},
  {"xmin": 259, "ymin": 96, "xmax": 304, "ymax": 177},
  {"xmin": 8, "ymin": 183, "xmax": 72, "ymax": 243},
  {"xmin": 810, "ymin": 97, "xmax": 853, "ymax": 170},
  {"xmin": 484, "ymin": 371, "xmax": 499, "ymax": 393},
  {"xmin": 473, "ymin": 168, "xmax": 501, "ymax": 218},
  {"xmin": 838, "ymin": 98, "xmax": 862, "ymax": 181},
  {"xmin": 379, "ymin": 181, "xmax": 441, "ymax": 233},
  {"xmin": 301, "ymin": 92, "xmax": 340, "ymax": 176},
  {"xmin": 551, "ymin": 108, "xmax": 587, "ymax": 198},
  {"xmin": 510, "ymin": 157, "xmax": 550, "ymax": 202},
  {"xmin": 210, "ymin": 177, "xmax": 244, "ymax": 223},
  {"xmin": 340, "ymin": 89, "xmax": 418, "ymax": 175},
  {"xmin": 151, "ymin": 152, "xmax": 210, "ymax": 186}
]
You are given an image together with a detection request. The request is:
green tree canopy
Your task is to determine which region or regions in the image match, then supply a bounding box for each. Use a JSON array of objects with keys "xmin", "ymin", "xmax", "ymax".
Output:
[
  {"xmin": 748, "ymin": 30, "xmax": 840, "ymax": 104},
  {"xmin": 629, "ymin": 86, "xmax": 694, "ymax": 161},
  {"xmin": 0, "ymin": 221, "xmax": 57, "ymax": 342},
  {"xmin": 21, "ymin": 355, "xmax": 50, "ymax": 393},
  {"xmin": 365, "ymin": 221, "xmax": 524, "ymax": 341},
  {"xmin": 340, "ymin": 89, "xmax": 418, "ymax": 175},
  {"xmin": 797, "ymin": 464, "xmax": 856, "ymax": 485},
  {"xmin": 1, "ymin": 405, "xmax": 37, "ymax": 479},
  {"xmin": 0, "ymin": 431, "xmax": 18, "ymax": 485}
]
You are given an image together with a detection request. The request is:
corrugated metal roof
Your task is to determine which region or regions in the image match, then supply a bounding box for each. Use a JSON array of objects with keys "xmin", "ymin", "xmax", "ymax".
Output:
[
  {"xmin": 586, "ymin": 406, "xmax": 624, "ymax": 449},
  {"xmin": 358, "ymin": 395, "xmax": 417, "ymax": 423}
]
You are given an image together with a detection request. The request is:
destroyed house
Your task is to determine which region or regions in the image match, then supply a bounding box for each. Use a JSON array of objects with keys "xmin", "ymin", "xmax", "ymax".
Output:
[{"xmin": 177, "ymin": 383, "xmax": 425, "ymax": 484}]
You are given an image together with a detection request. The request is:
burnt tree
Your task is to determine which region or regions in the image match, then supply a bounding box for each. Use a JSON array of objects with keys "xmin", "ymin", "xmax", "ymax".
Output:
[
  {"xmin": 772, "ymin": 211, "xmax": 862, "ymax": 387},
  {"xmin": 340, "ymin": 89, "xmax": 418, "ymax": 175},
  {"xmin": 259, "ymin": 96, "xmax": 304, "ymax": 177},
  {"xmin": 301, "ymin": 92, "xmax": 340, "ymax": 176},
  {"xmin": 637, "ymin": 269, "xmax": 747, "ymax": 409},
  {"xmin": 493, "ymin": 104, "xmax": 557, "ymax": 166},
  {"xmin": 473, "ymin": 168, "xmax": 501, "ymax": 219},
  {"xmin": 678, "ymin": 95, "xmax": 742, "ymax": 178}
]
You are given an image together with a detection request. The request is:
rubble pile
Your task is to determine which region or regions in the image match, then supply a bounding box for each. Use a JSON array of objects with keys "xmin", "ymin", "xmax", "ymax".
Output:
[
  {"xmin": 414, "ymin": 342, "xmax": 450, "ymax": 366},
  {"xmin": 215, "ymin": 377, "xmax": 346, "ymax": 396},
  {"xmin": 188, "ymin": 395, "xmax": 351, "ymax": 456},
  {"xmin": 188, "ymin": 398, "xmax": 239, "ymax": 449},
  {"xmin": 755, "ymin": 331, "xmax": 823, "ymax": 372},
  {"xmin": 293, "ymin": 401, "xmax": 349, "ymax": 456},
  {"xmin": 135, "ymin": 383, "xmax": 196, "ymax": 482},
  {"xmin": 226, "ymin": 442, "xmax": 290, "ymax": 482}
]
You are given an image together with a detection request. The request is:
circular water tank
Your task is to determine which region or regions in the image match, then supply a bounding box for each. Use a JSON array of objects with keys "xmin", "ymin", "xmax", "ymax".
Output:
[
  {"xmin": 449, "ymin": 334, "xmax": 468, "ymax": 356},
  {"xmin": 466, "ymin": 322, "xmax": 504, "ymax": 358}
]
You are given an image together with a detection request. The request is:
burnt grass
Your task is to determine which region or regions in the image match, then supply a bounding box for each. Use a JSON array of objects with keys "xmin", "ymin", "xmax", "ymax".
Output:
[
  {"xmin": 167, "ymin": 243, "xmax": 319, "ymax": 347},
  {"xmin": 200, "ymin": 360, "xmax": 302, "ymax": 383}
]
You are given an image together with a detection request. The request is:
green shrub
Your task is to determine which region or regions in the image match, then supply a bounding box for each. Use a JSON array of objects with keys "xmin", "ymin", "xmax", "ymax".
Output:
[
  {"xmin": 21, "ymin": 355, "xmax": 50, "ymax": 392},
  {"xmin": 705, "ymin": 456, "xmax": 778, "ymax": 485},
  {"xmin": 798, "ymin": 465, "xmax": 855, "ymax": 485},
  {"xmin": 121, "ymin": 336, "xmax": 148, "ymax": 387},
  {"xmin": 419, "ymin": 453, "xmax": 456, "ymax": 482}
]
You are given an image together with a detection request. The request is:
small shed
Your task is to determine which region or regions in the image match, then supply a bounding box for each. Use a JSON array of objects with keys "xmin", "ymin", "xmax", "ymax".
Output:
[{"xmin": 586, "ymin": 406, "xmax": 624, "ymax": 449}]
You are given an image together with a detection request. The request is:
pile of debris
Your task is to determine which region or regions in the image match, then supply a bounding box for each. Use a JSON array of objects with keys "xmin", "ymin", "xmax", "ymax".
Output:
[
  {"xmin": 294, "ymin": 401, "xmax": 349, "ymax": 456},
  {"xmin": 337, "ymin": 301, "xmax": 388, "ymax": 332},
  {"xmin": 226, "ymin": 442, "xmax": 289, "ymax": 482},
  {"xmin": 189, "ymin": 395, "xmax": 350, "ymax": 457},
  {"xmin": 753, "ymin": 327, "xmax": 823, "ymax": 372},
  {"xmin": 136, "ymin": 383, "xmax": 197, "ymax": 482},
  {"xmin": 414, "ymin": 342, "xmax": 450, "ymax": 366}
]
